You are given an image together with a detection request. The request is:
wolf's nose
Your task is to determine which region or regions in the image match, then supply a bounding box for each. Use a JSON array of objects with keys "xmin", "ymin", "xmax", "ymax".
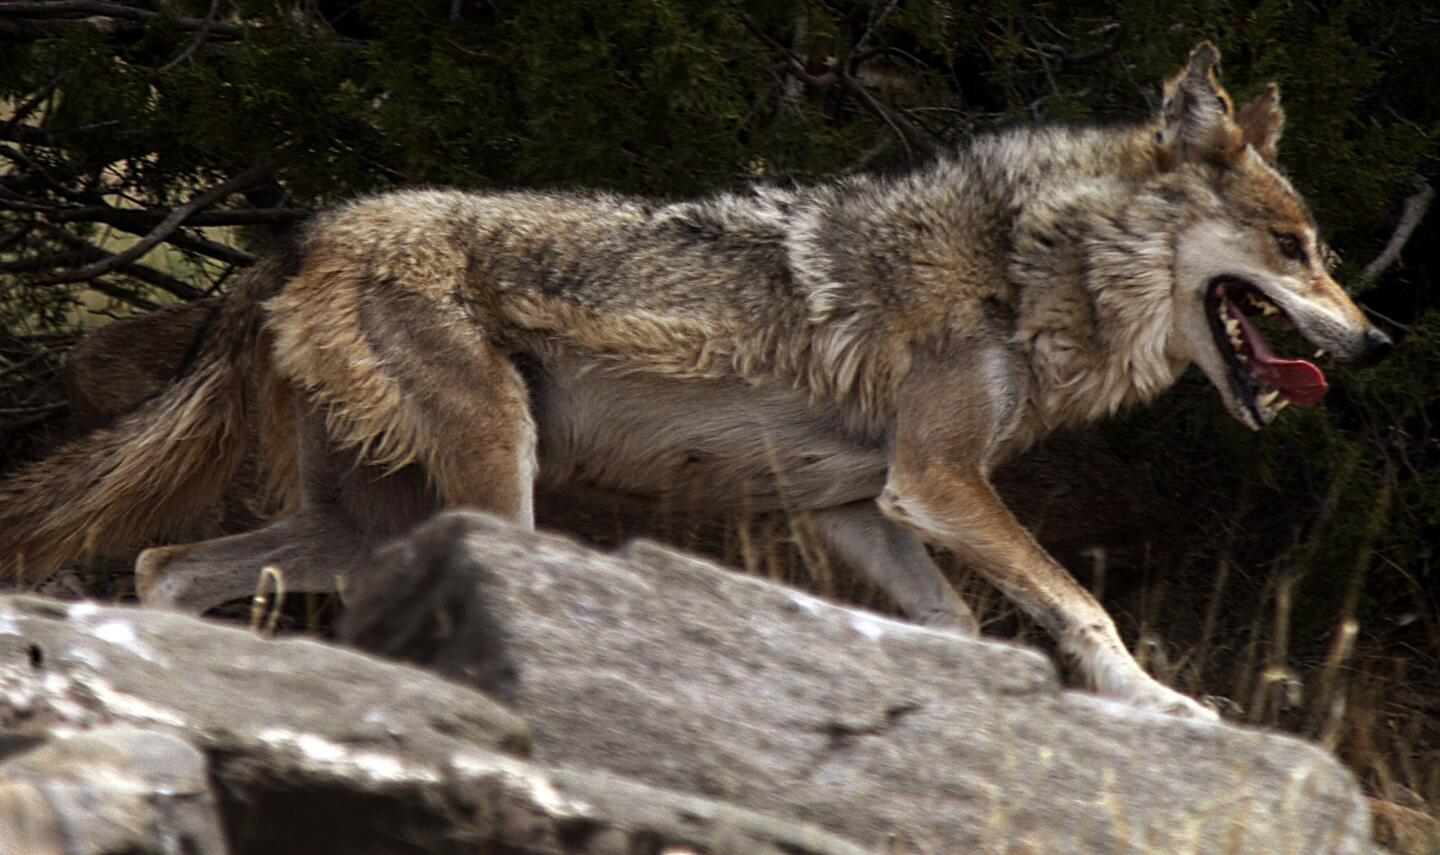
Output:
[{"xmin": 1355, "ymin": 328, "xmax": 1393, "ymax": 366}]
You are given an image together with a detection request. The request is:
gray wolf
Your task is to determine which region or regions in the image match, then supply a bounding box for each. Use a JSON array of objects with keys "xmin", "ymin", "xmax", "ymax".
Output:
[
  {"xmin": 0, "ymin": 43, "xmax": 1390, "ymax": 718},
  {"xmin": 60, "ymin": 300, "xmax": 1176, "ymax": 595}
]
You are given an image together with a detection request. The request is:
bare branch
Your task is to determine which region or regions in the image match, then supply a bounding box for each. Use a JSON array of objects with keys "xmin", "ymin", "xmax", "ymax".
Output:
[
  {"xmin": 43, "ymin": 205, "xmax": 311, "ymax": 228},
  {"xmin": 741, "ymin": 14, "xmax": 936, "ymax": 159},
  {"xmin": 0, "ymin": 123, "xmax": 57, "ymax": 146},
  {"xmin": 85, "ymin": 276, "xmax": 161, "ymax": 311},
  {"xmin": 159, "ymin": 0, "xmax": 222, "ymax": 71},
  {"xmin": 0, "ymin": 401, "xmax": 67, "ymax": 416},
  {"xmin": 1062, "ymin": 24, "xmax": 1123, "ymax": 67},
  {"xmin": 0, "ymin": 253, "xmax": 72, "ymax": 275},
  {"xmin": 853, "ymin": 0, "xmax": 900, "ymax": 62},
  {"xmin": 2, "ymin": 73, "xmax": 62, "ymax": 134},
  {"xmin": 834, "ymin": 73, "xmax": 936, "ymax": 159},
  {"xmin": 46, "ymin": 228, "xmax": 207, "ymax": 300},
  {"xmin": 741, "ymin": 15, "xmax": 832, "ymax": 87},
  {"xmin": 35, "ymin": 160, "xmax": 275, "ymax": 285},
  {"xmin": 779, "ymin": 14, "xmax": 808, "ymax": 110},
  {"xmin": 103, "ymin": 220, "xmax": 258, "ymax": 267},
  {"xmin": 0, "ymin": 1, "xmax": 249, "ymax": 38},
  {"xmin": 4, "ymin": 194, "xmax": 281, "ymax": 266},
  {"xmin": 0, "ymin": 15, "xmax": 124, "ymax": 40},
  {"xmin": 1360, "ymin": 177, "xmax": 1434, "ymax": 284},
  {"xmin": 0, "ymin": 348, "xmax": 54, "ymax": 381}
]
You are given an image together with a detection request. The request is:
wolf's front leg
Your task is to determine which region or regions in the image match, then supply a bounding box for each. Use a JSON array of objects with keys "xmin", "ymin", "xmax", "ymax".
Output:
[
  {"xmin": 810, "ymin": 501, "xmax": 978, "ymax": 634},
  {"xmin": 877, "ymin": 468, "xmax": 1216, "ymax": 720}
]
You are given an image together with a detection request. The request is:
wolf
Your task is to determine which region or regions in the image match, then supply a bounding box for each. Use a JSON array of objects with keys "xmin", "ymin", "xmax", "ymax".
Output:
[{"xmin": 0, "ymin": 43, "xmax": 1390, "ymax": 718}]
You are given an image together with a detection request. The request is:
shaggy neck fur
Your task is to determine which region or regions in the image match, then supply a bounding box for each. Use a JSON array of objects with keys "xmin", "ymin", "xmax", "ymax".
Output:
[
  {"xmin": 787, "ymin": 122, "xmax": 1193, "ymax": 445},
  {"xmin": 1008, "ymin": 179, "xmax": 1196, "ymax": 443}
]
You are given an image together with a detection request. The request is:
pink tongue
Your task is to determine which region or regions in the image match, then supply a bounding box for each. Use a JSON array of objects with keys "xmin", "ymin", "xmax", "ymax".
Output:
[{"xmin": 1231, "ymin": 303, "xmax": 1328, "ymax": 406}]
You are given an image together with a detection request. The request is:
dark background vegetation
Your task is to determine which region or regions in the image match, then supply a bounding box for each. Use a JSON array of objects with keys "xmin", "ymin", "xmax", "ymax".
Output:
[{"xmin": 0, "ymin": 0, "xmax": 1436, "ymax": 847}]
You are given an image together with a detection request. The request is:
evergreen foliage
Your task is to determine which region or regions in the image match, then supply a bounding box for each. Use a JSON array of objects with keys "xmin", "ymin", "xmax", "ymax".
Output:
[{"xmin": 1, "ymin": 1, "xmax": 1436, "ymax": 837}]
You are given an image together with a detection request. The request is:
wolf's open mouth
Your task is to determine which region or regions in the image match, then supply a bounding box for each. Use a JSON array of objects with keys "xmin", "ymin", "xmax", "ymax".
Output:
[{"xmin": 1205, "ymin": 276, "xmax": 1327, "ymax": 425}]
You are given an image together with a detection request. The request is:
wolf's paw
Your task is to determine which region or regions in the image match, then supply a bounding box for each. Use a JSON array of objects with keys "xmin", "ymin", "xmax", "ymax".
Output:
[
  {"xmin": 1123, "ymin": 681, "xmax": 1220, "ymax": 721},
  {"xmin": 135, "ymin": 546, "xmax": 216, "ymax": 615},
  {"xmin": 916, "ymin": 606, "xmax": 979, "ymax": 636}
]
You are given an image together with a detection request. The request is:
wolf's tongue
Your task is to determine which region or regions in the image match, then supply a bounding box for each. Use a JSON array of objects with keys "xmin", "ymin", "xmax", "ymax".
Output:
[{"xmin": 1231, "ymin": 303, "xmax": 1328, "ymax": 406}]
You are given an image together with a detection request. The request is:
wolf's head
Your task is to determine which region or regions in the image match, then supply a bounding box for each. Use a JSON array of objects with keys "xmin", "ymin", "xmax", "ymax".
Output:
[{"xmin": 1159, "ymin": 42, "xmax": 1391, "ymax": 429}]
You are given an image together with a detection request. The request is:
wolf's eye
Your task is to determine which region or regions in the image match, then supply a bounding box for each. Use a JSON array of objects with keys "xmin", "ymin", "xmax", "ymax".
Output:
[{"xmin": 1274, "ymin": 232, "xmax": 1305, "ymax": 262}]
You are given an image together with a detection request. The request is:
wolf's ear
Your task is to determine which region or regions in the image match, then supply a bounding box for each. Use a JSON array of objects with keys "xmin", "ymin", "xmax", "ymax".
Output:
[
  {"xmin": 1236, "ymin": 83, "xmax": 1284, "ymax": 163},
  {"xmin": 1156, "ymin": 41, "xmax": 1244, "ymax": 169}
]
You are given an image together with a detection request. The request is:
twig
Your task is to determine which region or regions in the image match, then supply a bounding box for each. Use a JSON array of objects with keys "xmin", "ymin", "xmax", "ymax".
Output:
[
  {"xmin": 0, "ymin": 405, "xmax": 67, "ymax": 434},
  {"xmin": 0, "ymin": 124, "xmax": 57, "ymax": 146},
  {"xmin": 834, "ymin": 73, "xmax": 935, "ymax": 159},
  {"xmin": 104, "ymin": 220, "xmax": 257, "ymax": 267},
  {"xmin": 44, "ymin": 205, "xmax": 310, "ymax": 227},
  {"xmin": 0, "ymin": 401, "xmax": 67, "ymax": 416},
  {"xmin": 0, "ymin": 224, "xmax": 32, "ymax": 252},
  {"xmin": 159, "ymin": 0, "xmax": 222, "ymax": 71},
  {"xmin": 86, "ymin": 276, "xmax": 160, "ymax": 311},
  {"xmin": 36, "ymin": 161, "xmax": 274, "ymax": 285},
  {"xmin": 741, "ymin": 14, "xmax": 936, "ymax": 159},
  {"xmin": 853, "ymin": 0, "xmax": 900, "ymax": 62},
  {"xmin": 0, "ymin": 1, "xmax": 248, "ymax": 38},
  {"xmin": 779, "ymin": 14, "xmax": 808, "ymax": 110},
  {"xmin": 0, "ymin": 348, "xmax": 52, "ymax": 381},
  {"xmin": 1062, "ymin": 24, "xmax": 1123, "ymax": 67},
  {"xmin": 2, "ymin": 73, "xmax": 62, "ymax": 134},
  {"xmin": 1359, "ymin": 176, "xmax": 1434, "ymax": 284},
  {"xmin": 46, "ymin": 228, "xmax": 207, "ymax": 300},
  {"xmin": 1359, "ymin": 304, "xmax": 1413, "ymax": 335}
]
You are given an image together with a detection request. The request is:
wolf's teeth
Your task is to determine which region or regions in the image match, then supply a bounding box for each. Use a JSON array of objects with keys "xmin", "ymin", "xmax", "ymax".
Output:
[
  {"xmin": 1313, "ymin": 348, "xmax": 1326, "ymax": 358},
  {"xmin": 1260, "ymin": 303, "xmax": 1279, "ymax": 317},
  {"xmin": 1224, "ymin": 317, "xmax": 1242, "ymax": 348},
  {"xmin": 1258, "ymin": 390, "xmax": 1281, "ymax": 408},
  {"xmin": 1273, "ymin": 398, "xmax": 1290, "ymax": 412}
]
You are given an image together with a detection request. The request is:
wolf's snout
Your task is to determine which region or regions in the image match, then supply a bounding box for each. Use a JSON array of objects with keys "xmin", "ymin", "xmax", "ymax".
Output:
[{"xmin": 1352, "ymin": 328, "xmax": 1393, "ymax": 367}]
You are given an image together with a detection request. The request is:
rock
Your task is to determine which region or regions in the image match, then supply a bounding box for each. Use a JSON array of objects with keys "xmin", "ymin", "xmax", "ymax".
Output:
[
  {"xmin": 339, "ymin": 526, "xmax": 520, "ymax": 704},
  {"xmin": 0, "ymin": 593, "xmax": 529, "ymax": 756},
  {"xmin": 359, "ymin": 510, "xmax": 1376, "ymax": 855},
  {"xmin": 0, "ymin": 725, "xmax": 227, "ymax": 854},
  {"xmin": 0, "ymin": 594, "xmax": 866, "ymax": 855}
]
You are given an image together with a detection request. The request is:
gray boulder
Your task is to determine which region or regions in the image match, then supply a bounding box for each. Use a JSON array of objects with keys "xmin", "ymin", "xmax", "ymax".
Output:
[
  {"xmin": 0, "ymin": 593, "xmax": 866, "ymax": 854},
  {"xmin": 351, "ymin": 510, "xmax": 1375, "ymax": 855},
  {"xmin": 0, "ymin": 726, "xmax": 227, "ymax": 855}
]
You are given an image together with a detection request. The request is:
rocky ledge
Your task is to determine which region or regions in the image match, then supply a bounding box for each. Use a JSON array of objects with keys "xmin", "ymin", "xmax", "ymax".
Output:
[{"xmin": 0, "ymin": 511, "xmax": 1374, "ymax": 853}]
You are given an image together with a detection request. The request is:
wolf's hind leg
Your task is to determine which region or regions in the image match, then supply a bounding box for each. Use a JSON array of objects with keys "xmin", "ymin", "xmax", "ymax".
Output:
[
  {"xmin": 811, "ymin": 501, "xmax": 978, "ymax": 634},
  {"xmin": 271, "ymin": 278, "xmax": 539, "ymax": 529},
  {"xmin": 136, "ymin": 411, "xmax": 450, "ymax": 614},
  {"xmin": 135, "ymin": 512, "xmax": 368, "ymax": 614}
]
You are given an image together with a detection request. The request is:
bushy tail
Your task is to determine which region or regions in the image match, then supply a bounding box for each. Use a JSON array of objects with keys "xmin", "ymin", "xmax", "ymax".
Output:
[{"xmin": 0, "ymin": 261, "xmax": 285, "ymax": 584}]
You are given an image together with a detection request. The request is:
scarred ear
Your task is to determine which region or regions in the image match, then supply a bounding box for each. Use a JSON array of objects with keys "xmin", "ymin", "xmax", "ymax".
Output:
[
  {"xmin": 1236, "ymin": 82, "xmax": 1284, "ymax": 162},
  {"xmin": 1156, "ymin": 41, "xmax": 1244, "ymax": 169}
]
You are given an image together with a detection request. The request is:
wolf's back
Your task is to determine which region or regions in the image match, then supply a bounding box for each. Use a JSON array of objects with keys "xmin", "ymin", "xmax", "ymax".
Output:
[{"xmin": 0, "ymin": 259, "xmax": 288, "ymax": 583}]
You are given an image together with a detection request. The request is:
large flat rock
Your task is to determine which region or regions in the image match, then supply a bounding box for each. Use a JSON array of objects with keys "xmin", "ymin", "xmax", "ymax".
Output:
[
  {"xmin": 353, "ymin": 510, "xmax": 1375, "ymax": 854},
  {"xmin": 0, "ymin": 594, "xmax": 866, "ymax": 855},
  {"xmin": 0, "ymin": 593, "xmax": 529, "ymax": 757},
  {"xmin": 0, "ymin": 726, "xmax": 227, "ymax": 855}
]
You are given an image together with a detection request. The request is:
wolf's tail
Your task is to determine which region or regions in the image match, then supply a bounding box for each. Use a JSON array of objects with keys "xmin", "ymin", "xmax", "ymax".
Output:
[{"xmin": 0, "ymin": 256, "xmax": 291, "ymax": 584}]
